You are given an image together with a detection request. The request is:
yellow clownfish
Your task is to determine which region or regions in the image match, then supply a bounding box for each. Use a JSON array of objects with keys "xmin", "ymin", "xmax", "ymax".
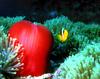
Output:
[{"xmin": 57, "ymin": 28, "xmax": 68, "ymax": 42}]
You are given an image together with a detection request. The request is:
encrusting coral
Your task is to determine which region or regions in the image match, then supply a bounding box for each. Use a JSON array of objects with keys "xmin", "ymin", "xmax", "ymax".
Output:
[{"xmin": 52, "ymin": 42, "xmax": 100, "ymax": 79}]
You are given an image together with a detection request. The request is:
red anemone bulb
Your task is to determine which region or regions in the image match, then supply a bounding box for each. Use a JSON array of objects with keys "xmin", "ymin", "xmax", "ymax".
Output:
[{"xmin": 8, "ymin": 20, "xmax": 53, "ymax": 76}]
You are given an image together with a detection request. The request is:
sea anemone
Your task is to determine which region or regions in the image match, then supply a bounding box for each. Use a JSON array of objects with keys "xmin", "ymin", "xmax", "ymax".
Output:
[
  {"xmin": 0, "ymin": 32, "xmax": 24, "ymax": 79},
  {"xmin": 8, "ymin": 20, "xmax": 53, "ymax": 76},
  {"xmin": 52, "ymin": 42, "xmax": 100, "ymax": 79}
]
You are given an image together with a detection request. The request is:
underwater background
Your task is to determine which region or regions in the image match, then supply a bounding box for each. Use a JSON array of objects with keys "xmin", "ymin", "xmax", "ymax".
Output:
[{"xmin": 0, "ymin": 0, "xmax": 100, "ymax": 79}]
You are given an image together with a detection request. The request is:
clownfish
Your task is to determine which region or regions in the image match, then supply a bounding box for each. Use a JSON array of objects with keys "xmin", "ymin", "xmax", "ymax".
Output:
[{"xmin": 57, "ymin": 28, "xmax": 68, "ymax": 42}]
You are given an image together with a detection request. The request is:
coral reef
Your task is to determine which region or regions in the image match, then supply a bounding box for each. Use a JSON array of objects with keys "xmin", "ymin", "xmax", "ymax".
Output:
[{"xmin": 0, "ymin": 16, "xmax": 100, "ymax": 79}]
